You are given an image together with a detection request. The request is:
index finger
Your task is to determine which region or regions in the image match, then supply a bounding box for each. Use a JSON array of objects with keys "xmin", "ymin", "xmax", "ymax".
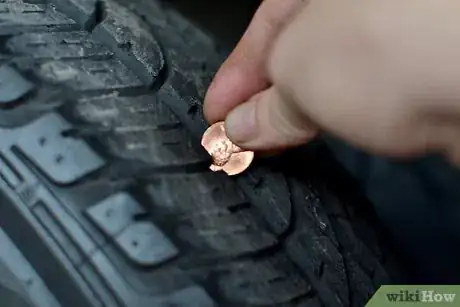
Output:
[{"xmin": 203, "ymin": 0, "xmax": 306, "ymax": 124}]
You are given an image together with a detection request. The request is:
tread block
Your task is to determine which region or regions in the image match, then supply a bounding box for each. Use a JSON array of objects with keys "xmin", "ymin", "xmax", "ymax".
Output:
[
  {"xmin": 15, "ymin": 112, "xmax": 106, "ymax": 184},
  {"xmin": 237, "ymin": 169, "xmax": 292, "ymax": 235},
  {"xmin": 87, "ymin": 250, "xmax": 214, "ymax": 306},
  {"xmin": 163, "ymin": 286, "xmax": 215, "ymax": 307},
  {"xmin": 146, "ymin": 174, "xmax": 278, "ymax": 255},
  {"xmin": 286, "ymin": 230, "xmax": 349, "ymax": 307},
  {"xmin": 0, "ymin": 65, "xmax": 34, "ymax": 106},
  {"xmin": 6, "ymin": 31, "xmax": 113, "ymax": 60},
  {"xmin": 91, "ymin": 0, "xmax": 164, "ymax": 87},
  {"xmin": 75, "ymin": 95, "xmax": 209, "ymax": 165},
  {"xmin": 0, "ymin": 3, "xmax": 77, "ymax": 34},
  {"xmin": 35, "ymin": 58, "xmax": 142, "ymax": 91},
  {"xmin": 86, "ymin": 192, "xmax": 144, "ymax": 236},
  {"xmin": 219, "ymin": 256, "xmax": 312, "ymax": 305},
  {"xmin": 49, "ymin": 0, "xmax": 97, "ymax": 29},
  {"xmin": 86, "ymin": 192, "xmax": 178, "ymax": 266},
  {"xmin": 115, "ymin": 222, "xmax": 178, "ymax": 267}
]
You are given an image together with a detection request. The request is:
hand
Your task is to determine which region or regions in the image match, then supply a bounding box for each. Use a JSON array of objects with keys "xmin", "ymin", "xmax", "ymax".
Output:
[{"xmin": 204, "ymin": 0, "xmax": 460, "ymax": 163}]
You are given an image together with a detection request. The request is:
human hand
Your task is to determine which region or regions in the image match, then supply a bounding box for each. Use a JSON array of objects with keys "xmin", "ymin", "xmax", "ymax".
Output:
[{"xmin": 204, "ymin": 0, "xmax": 460, "ymax": 163}]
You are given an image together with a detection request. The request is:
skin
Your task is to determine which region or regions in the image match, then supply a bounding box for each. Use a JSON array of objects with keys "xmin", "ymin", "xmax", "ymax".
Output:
[{"xmin": 204, "ymin": 0, "xmax": 460, "ymax": 164}]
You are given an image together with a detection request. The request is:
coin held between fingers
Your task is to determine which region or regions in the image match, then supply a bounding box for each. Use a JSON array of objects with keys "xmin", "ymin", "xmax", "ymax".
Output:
[{"xmin": 201, "ymin": 122, "xmax": 254, "ymax": 176}]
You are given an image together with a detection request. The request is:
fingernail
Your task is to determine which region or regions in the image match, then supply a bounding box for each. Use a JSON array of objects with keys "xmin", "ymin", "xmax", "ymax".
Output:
[{"xmin": 225, "ymin": 101, "xmax": 258, "ymax": 144}]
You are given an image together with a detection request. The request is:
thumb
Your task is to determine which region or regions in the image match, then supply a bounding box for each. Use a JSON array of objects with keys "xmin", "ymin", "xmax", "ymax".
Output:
[{"xmin": 225, "ymin": 86, "xmax": 318, "ymax": 150}]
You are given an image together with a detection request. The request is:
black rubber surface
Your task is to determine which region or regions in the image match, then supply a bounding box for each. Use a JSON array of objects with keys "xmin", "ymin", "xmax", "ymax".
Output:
[{"xmin": 0, "ymin": 1, "xmax": 404, "ymax": 306}]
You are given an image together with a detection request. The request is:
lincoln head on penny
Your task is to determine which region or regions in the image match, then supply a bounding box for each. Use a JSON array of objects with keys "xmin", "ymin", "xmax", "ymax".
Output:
[{"xmin": 201, "ymin": 122, "xmax": 254, "ymax": 176}]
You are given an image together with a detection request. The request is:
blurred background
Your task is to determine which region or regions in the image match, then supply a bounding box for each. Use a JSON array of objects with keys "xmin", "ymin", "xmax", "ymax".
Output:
[{"xmin": 164, "ymin": 0, "xmax": 262, "ymax": 49}]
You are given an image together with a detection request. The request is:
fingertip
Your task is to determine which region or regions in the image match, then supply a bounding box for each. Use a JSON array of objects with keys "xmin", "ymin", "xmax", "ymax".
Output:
[
  {"xmin": 204, "ymin": 64, "xmax": 268, "ymax": 124},
  {"xmin": 203, "ymin": 66, "xmax": 244, "ymax": 123},
  {"xmin": 203, "ymin": 78, "xmax": 221, "ymax": 123}
]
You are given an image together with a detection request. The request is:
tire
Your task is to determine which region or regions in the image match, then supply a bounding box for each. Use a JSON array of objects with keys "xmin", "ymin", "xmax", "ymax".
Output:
[{"xmin": 0, "ymin": 0, "xmax": 403, "ymax": 306}]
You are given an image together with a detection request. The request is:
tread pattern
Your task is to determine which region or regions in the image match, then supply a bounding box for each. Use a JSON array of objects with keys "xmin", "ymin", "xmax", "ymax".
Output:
[{"xmin": 0, "ymin": 0, "xmax": 402, "ymax": 306}]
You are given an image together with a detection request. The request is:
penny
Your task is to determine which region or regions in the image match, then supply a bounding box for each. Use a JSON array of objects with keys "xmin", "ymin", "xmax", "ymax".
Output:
[{"xmin": 201, "ymin": 122, "xmax": 254, "ymax": 176}]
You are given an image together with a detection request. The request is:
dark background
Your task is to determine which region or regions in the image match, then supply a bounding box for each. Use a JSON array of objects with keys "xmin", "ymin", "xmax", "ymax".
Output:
[{"xmin": 165, "ymin": 0, "xmax": 262, "ymax": 48}]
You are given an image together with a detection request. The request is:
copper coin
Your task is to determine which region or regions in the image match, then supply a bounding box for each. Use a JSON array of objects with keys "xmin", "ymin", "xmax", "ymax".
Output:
[{"xmin": 201, "ymin": 122, "xmax": 254, "ymax": 176}]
